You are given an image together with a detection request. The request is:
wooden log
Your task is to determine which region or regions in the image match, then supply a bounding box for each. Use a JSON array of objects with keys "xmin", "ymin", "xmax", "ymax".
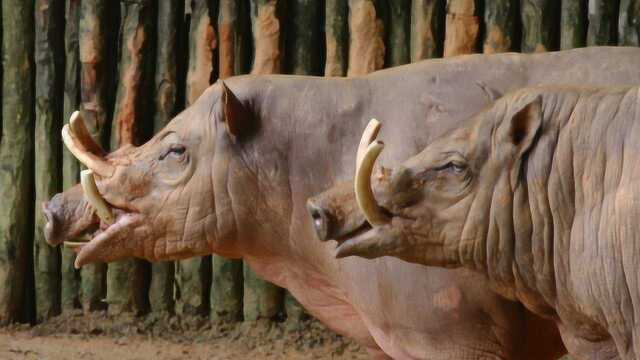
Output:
[
  {"xmin": 209, "ymin": 0, "xmax": 244, "ymax": 323},
  {"xmin": 443, "ymin": 0, "xmax": 479, "ymax": 57},
  {"xmin": 242, "ymin": 0, "xmax": 285, "ymax": 322},
  {"xmin": 149, "ymin": 0, "xmax": 183, "ymax": 315},
  {"xmin": 347, "ymin": 0, "xmax": 385, "ymax": 76},
  {"xmin": 325, "ymin": 0, "xmax": 349, "ymax": 76},
  {"xmin": 410, "ymin": 0, "xmax": 445, "ymax": 61},
  {"xmin": 178, "ymin": 0, "xmax": 217, "ymax": 316},
  {"xmin": 484, "ymin": 0, "xmax": 516, "ymax": 53},
  {"xmin": 106, "ymin": 0, "xmax": 153, "ymax": 316},
  {"xmin": 34, "ymin": 0, "xmax": 64, "ymax": 322},
  {"xmin": 285, "ymin": 0, "xmax": 322, "ymax": 75},
  {"xmin": 0, "ymin": 0, "xmax": 35, "ymax": 325},
  {"xmin": 61, "ymin": 0, "xmax": 82, "ymax": 313},
  {"xmin": 560, "ymin": 0, "xmax": 587, "ymax": 49},
  {"xmin": 78, "ymin": 0, "xmax": 110, "ymax": 312},
  {"xmin": 619, "ymin": 0, "xmax": 640, "ymax": 45},
  {"xmin": 587, "ymin": 0, "xmax": 619, "ymax": 45},
  {"xmin": 387, "ymin": 0, "xmax": 410, "ymax": 66},
  {"xmin": 520, "ymin": 0, "xmax": 560, "ymax": 52}
]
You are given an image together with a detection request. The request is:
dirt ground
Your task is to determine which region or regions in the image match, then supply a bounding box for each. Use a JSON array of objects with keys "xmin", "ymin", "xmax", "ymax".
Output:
[{"xmin": 0, "ymin": 311, "xmax": 368, "ymax": 359}]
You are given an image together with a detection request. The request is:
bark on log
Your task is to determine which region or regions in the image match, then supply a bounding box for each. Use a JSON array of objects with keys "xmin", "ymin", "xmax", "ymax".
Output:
[
  {"xmin": 149, "ymin": 0, "xmax": 183, "ymax": 315},
  {"xmin": 347, "ymin": 0, "xmax": 385, "ymax": 76},
  {"xmin": 619, "ymin": 0, "xmax": 640, "ymax": 45},
  {"xmin": 387, "ymin": 0, "xmax": 410, "ymax": 66},
  {"xmin": 178, "ymin": 0, "xmax": 217, "ymax": 316},
  {"xmin": 560, "ymin": 0, "xmax": 587, "ymax": 49},
  {"xmin": 325, "ymin": 0, "xmax": 349, "ymax": 76},
  {"xmin": 520, "ymin": 0, "xmax": 560, "ymax": 52},
  {"xmin": 209, "ymin": 0, "xmax": 244, "ymax": 323},
  {"xmin": 242, "ymin": 0, "xmax": 285, "ymax": 322},
  {"xmin": 443, "ymin": 0, "xmax": 479, "ymax": 57},
  {"xmin": 0, "ymin": 0, "xmax": 35, "ymax": 325},
  {"xmin": 285, "ymin": 0, "xmax": 322, "ymax": 75},
  {"xmin": 587, "ymin": 0, "xmax": 620, "ymax": 45},
  {"xmin": 61, "ymin": 0, "xmax": 82, "ymax": 313},
  {"xmin": 410, "ymin": 0, "xmax": 445, "ymax": 61},
  {"xmin": 79, "ymin": 0, "xmax": 111, "ymax": 312},
  {"xmin": 34, "ymin": 0, "xmax": 64, "ymax": 322},
  {"xmin": 484, "ymin": 0, "xmax": 517, "ymax": 53},
  {"xmin": 107, "ymin": 0, "xmax": 153, "ymax": 316}
]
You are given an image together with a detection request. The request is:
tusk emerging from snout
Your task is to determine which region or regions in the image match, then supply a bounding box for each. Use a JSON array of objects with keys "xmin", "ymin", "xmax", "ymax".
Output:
[
  {"xmin": 62, "ymin": 111, "xmax": 115, "ymax": 177},
  {"xmin": 356, "ymin": 119, "xmax": 381, "ymax": 168},
  {"xmin": 80, "ymin": 169, "xmax": 115, "ymax": 225},
  {"xmin": 355, "ymin": 140, "xmax": 390, "ymax": 226}
]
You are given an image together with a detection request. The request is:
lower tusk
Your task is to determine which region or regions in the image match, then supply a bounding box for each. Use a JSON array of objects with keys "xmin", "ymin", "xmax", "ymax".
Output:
[
  {"xmin": 356, "ymin": 119, "xmax": 381, "ymax": 168},
  {"xmin": 355, "ymin": 140, "xmax": 390, "ymax": 226},
  {"xmin": 80, "ymin": 169, "xmax": 115, "ymax": 225},
  {"xmin": 64, "ymin": 241, "xmax": 86, "ymax": 248}
]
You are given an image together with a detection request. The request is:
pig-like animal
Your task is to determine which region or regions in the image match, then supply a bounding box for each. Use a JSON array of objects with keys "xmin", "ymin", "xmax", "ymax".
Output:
[
  {"xmin": 44, "ymin": 47, "xmax": 640, "ymax": 359},
  {"xmin": 310, "ymin": 85, "xmax": 640, "ymax": 359}
]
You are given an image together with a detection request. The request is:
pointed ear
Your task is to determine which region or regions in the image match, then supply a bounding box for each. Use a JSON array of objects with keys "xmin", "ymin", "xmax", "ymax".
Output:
[
  {"xmin": 501, "ymin": 95, "xmax": 542, "ymax": 188},
  {"xmin": 221, "ymin": 81, "xmax": 251, "ymax": 141}
]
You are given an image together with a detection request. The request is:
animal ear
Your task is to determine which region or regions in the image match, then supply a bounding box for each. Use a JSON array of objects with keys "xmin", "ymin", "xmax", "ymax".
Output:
[
  {"xmin": 505, "ymin": 95, "xmax": 542, "ymax": 157},
  {"xmin": 221, "ymin": 81, "xmax": 251, "ymax": 141},
  {"xmin": 501, "ymin": 96, "xmax": 542, "ymax": 189}
]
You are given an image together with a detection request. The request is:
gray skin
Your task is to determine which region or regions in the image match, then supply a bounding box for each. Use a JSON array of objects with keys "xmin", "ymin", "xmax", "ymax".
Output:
[
  {"xmin": 43, "ymin": 47, "xmax": 640, "ymax": 359},
  {"xmin": 309, "ymin": 85, "xmax": 640, "ymax": 359}
]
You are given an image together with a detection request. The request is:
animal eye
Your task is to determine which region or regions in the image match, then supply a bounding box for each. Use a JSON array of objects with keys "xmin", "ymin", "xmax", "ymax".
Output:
[
  {"xmin": 159, "ymin": 145, "xmax": 186, "ymax": 160},
  {"xmin": 435, "ymin": 161, "xmax": 466, "ymax": 174}
]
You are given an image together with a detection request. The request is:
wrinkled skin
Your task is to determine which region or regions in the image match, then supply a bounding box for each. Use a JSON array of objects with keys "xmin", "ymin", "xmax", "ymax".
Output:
[
  {"xmin": 311, "ymin": 85, "xmax": 640, "ymax": 359},
  {"xmin": 45, "ymin": 47, "xmax": 640, "ymax": 359}
]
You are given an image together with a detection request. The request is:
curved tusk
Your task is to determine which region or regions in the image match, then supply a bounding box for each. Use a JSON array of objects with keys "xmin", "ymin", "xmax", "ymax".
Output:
[
  {"xmin": 62, "ymin": 112, "xmax": 115, "ymax": 178},
  {"xmin": 80, "ymin": 170, "xmax": 115, "ymax": 225},
  {"xmin": 356, "ymin": 119, "xmax": 381, "ymax": 168},
  {"xmin": 69, "ymin": 110, "xmax": 107, "ymax": 157},
  {"xmin": 355, "ymin": 140, "xmax": 390, "ymax": 226}
]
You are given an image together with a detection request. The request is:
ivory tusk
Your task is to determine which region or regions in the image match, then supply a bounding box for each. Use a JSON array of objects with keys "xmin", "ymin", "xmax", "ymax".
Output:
[
  {"xmin": 62, "ymin": 112, "xmax": 115, "ymax": 178},
  {"xmin": 355, "ymin": 140, "xmax": 390, "ymax": 226},
  {"xmin": 356, "ymin": 119, "xmax": 381, "ymax": 168},
  {"xmin": 80, "ymin": 169, "xmax": 115, "ymax": 225},
  {"xmin": 69, "ymin": 110, "xmax": 107, "ymax": 156}
]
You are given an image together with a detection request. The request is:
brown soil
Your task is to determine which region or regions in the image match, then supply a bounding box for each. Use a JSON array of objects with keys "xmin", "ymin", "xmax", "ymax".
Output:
[{"xmin": 0, "ymin": 312, "xmax": 368, "ymax": 359}]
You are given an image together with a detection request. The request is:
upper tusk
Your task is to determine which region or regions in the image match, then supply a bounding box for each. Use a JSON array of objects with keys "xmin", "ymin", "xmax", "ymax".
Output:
[
  {"xmin": 62, "ymin": 111, "xmax": 115, "ymax": 178},
  {"xmin": 355, "ymin": 140, "xmax": 390, "ymax": 226},
  {"xmin": 69, "ymin": 110, "xmax": 107, "ymax": 156},
  {"xmin": 80, "ymin": 169, "xmax": 115, "ymax": 225},
  {"xmin": 356, "ymin": 119, "xmax": 381, "ymax": 168}
]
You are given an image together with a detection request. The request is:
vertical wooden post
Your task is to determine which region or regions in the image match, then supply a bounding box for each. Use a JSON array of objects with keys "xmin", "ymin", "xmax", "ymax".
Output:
[
  {"xmin": 178, "ymin": 0, "xmax": 217, "ymax": 316},
  {"xmin": 619, "ymin": 0, "xmax": 640, "ymax": 45},
  {"xmin": 107, "ymin": 0, "xmax": 153, "ymax": 316},
  {"xmin": 325, "ymin": 0, "xmax": 349, "ymax": 76},
  {"xmin": 78, "ymin": 0, "xmax": 110, "ymax": 312},
  {"xmin": 0, "ymin": 0, "xmax": 35, "ymax": 325},
  {"xmin": 520, "ymin": 0, "xmax": 560, "ymax": 52},
  {"xmin": 34, "ymin": 0, "xmax": 64, "ymax": 322},
  {"xmin": 560, "ymin": 0, "xmax": 587, "ymax": 49},
  {"xmin": 410, "ymin": 0, "xmax": 445, "ymax": 61},
  {"xmin": 243, "ymin": 0, "xmax": 284, "ymax": 322},
  {"xmin": 443, "ymin": 0, "xmax": 479, "ymax": 57},
  {"xmin": 285, "ymin": 0, "xmax": 322, "ymax": 75},
  {"xmin": 347, "ymin": 0, "xmax": 385, "ymax": 76},
  {"xmin": 484, "ymin": 0, "xmax": 517, "ymax": 53},
  {"xmin": 587, "ymin": 0, "xmax": 620, "ymax": 45},
  {"xmin": 149, "ymin": 0, "xmax": 184, "ymax": 315},
  {"xmin": 210, "ymin": 0, "xmax": 244, "ymax": 323},
  {"xmin": 387, "ymin": 0, "xmax": 410, "ymax": 66},
  {"xmin": 61, "ymin": 0, "xmax": 82, "ymax": 313}
]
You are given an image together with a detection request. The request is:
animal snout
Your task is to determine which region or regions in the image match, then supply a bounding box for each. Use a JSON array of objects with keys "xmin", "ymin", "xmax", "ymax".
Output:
[
  {"xmin": 306, "ymin": 199, "xmax": 333, "ymax": 242},
  {"xmin": 42, "ymin": 201, "xmax": 59, "ymax": 246}
]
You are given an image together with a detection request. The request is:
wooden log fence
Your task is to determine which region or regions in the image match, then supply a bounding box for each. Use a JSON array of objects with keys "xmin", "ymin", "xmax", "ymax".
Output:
[{"xmin": 0, "ymin": 2, "xmax": 636, "ymax": 341}]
